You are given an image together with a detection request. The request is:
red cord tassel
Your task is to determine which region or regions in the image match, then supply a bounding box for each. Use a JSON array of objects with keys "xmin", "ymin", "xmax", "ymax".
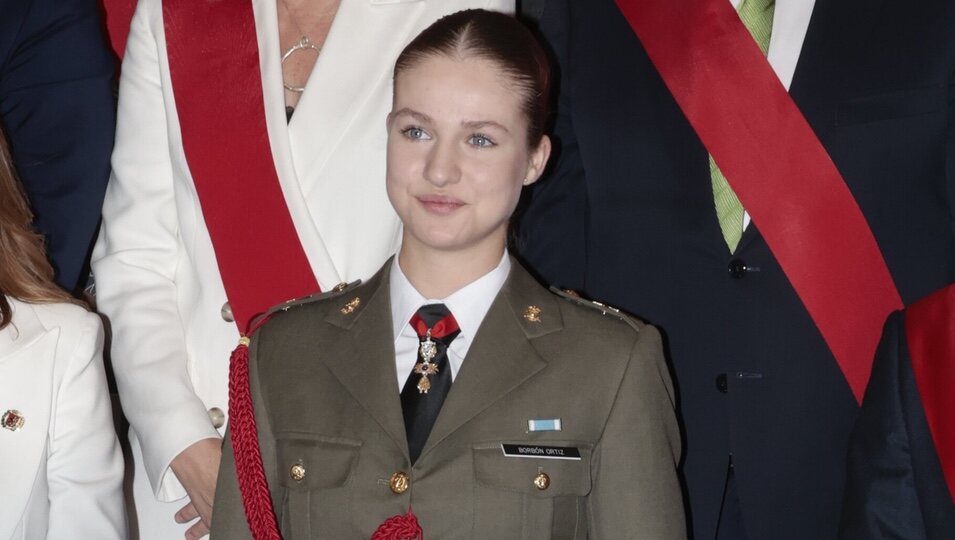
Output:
[
  {"xmin": 371, "ymin": 509, "xmax": 423, "ymax": 540},
  {"xmin": 229, "ymin": 337, "xmax": 282, "ymax": 539}
]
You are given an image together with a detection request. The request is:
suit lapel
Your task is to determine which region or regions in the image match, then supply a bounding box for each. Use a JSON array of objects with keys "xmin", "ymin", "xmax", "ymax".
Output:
[
  {"xmin": 316, "ymin": 261, "xmax": 563, "ymax": 461},
  {"xmin": 0, "ymin": 301, "xmax": 57, "ymax": 537},
  {"xmin": 320, "ymin": 264, "xmax": 409, "ymax": 457},
  {"xmin": 0, "ymin": 301, "xmax": 49, "ymax": 359},
  {"xmin": 735, "ymin": 217, "xmax": 761, "ymax": 253},
  {"xmin": 251, "ymin": 0, "xmax": 343, "ymax": 289},
  {"xmin": 419, "ymin": 262, "xmax": 562, "ymax": 461},
  {"xmin": 287, "ymin": 0, "xmax": 425, "ymax": 194},
  {"xmin": 249, "ymin": 0, "xmax": 426, "ymax": 288}
]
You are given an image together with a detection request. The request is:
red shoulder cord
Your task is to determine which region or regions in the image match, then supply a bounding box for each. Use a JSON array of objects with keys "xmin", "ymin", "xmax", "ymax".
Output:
[
  {"xmin": 228, "ymin": 317, "xmax": 281, "ymax": 540},
  {"xmin": 371, "ymin": 508, "xmax": 424, "ymax": 540},
  {"xmin": 230, "ymin": 318, "xmax": 425, "ymax": 540}
]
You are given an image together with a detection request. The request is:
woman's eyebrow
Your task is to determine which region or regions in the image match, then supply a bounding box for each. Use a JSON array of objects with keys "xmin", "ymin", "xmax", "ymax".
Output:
[
  {"xmin": 391, "ymin": 108, "xmax": 431, "ymax": 123},
  {"xmin": 461, "ymin": 120, "xmax": 509, "ymax": 133}
]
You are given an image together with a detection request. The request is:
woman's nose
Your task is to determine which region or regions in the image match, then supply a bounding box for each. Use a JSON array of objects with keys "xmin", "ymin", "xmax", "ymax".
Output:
[{"xmin": 423, "ymin": 139, "xmax": 461, "ymax": 187}]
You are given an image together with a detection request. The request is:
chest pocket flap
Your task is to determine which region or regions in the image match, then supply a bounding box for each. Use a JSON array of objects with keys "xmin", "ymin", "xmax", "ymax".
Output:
[
  {"xmin": 473, "ymin": 442, "xmax": 593, "ymax": 497},
  {"xmin": 276, "ymin": 434, "xmax": 361, "ymax": 491}
]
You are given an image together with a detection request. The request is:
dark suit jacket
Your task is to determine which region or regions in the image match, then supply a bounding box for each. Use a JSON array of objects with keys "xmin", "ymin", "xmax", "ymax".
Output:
[
  {"xmin": 518, "ymin": 0, "xmax": 547, "ymax": 23},
  {"xmin": 516, "ymin": 0, "xmax": 955, "ymax": 538},
  {"xmin": 840, "ymin": 289, "xmax": 955, "ymax": 540},
  {"xmin": 212, "ymin": 260, "xmax": 686, "ymax": 539},
  {"xmin": 0, "ymin": 0, "xmax": 115, "ymax": 291}
]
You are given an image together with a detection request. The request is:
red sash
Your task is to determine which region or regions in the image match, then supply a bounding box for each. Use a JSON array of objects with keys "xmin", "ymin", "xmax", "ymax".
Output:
[
  {"xmin": 614, "ymin": 0, "xmax": 902, "ymax": 402},
  {"xmin": 162, "ymin": 0, "xmax": 320, "ymax": 334},
  {"xmin": 101, "ymin": 0, "xmax": 136, "ymax": 59},
  {"xmin": 163, "ymin": 1, "xmax": 319, "ymax": 537},
  {"xmin": 906, "ymin": 284, "xmax": 955, "ymax": 504}
]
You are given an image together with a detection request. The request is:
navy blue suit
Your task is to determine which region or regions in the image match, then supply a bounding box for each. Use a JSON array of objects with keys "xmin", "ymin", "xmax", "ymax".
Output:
[
  {"xmin": 0, "ymin": 0, "xmax": 115, "ymax": 291},
  {"xmin": 516, "ymin": 0, "xmax": 955, "ymax": 538},
  {"xmin": 841, "ymin": 292, "xmax": 955, "ymax": 540}
]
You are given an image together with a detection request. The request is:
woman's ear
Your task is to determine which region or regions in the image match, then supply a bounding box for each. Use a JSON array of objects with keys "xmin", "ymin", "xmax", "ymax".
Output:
[{"xmin": 523, "ymin": 135, "xmax": 552, "ymax": 187}]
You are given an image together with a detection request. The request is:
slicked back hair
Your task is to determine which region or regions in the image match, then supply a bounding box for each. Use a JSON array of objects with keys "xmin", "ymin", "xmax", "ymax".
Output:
[{"xmin": 394, "ymin": 9, "xmax": 551, "ymax": 147}]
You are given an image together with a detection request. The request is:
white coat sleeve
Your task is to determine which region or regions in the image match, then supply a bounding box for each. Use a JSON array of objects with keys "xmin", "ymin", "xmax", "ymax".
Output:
[
  {"xmin": 46, "ymin": 312, "xmax": 127, "ymax": 539},
  {"xmin": 92, "ymin": 0, "xmax": 219, "ymax": 502},
  {"xmin": 485, "ymin": 0, "xmax": 515, "ymax": 14}
]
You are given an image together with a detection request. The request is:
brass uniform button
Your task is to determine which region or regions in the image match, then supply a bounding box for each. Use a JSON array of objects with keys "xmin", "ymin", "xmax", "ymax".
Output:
[
  {"xmin": 533, "ymin": 472, "xmax": 550, "ymax": 491},
  {"xmin": 221, "ymin": 302, "xmax": 234, "ymax": 322},
  {"xmin": 289, "ymin": 463, "xmax": 306, "ymax": 482},
  {"xmin": 389, "ymin": 471, "xmax": 410, "ymax": 494},
  {"xmin": 207, "ymin": 407, "xmax": 226, "ymax": 429}
]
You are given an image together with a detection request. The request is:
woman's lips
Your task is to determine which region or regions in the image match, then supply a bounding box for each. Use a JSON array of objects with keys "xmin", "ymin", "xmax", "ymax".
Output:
[{"xmin": 417, "ymin": 194, "xmax": 465, "ymax": 214}]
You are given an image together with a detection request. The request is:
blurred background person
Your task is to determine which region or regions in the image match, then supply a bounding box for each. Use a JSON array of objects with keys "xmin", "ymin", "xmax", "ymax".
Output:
[
  {"xmin": 841, "ymin": 283, "xmax": 955, "ymax": 540},
  {"xmin": 517, "ymin": 0, "xmax": 955, "ymax": 538},
  {"xmin": 0, "ymin": 132, "xmax": 125, "ymax": 539},
  {"xmin": 0, "ymin": 0, "xmax": 115, "ymax": 293},
  {"xmin": 517, "ymin": 0, "xmax": 546, "ymax": 23},
  {"xmin": 92, "ymin": 0, "xmax": 511, "ymax": 538}
]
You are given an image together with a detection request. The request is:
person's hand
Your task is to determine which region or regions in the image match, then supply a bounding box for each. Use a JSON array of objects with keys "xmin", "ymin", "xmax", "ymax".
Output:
[{"xmin": 171, "ymin": 437, "xmax": 222, "ymax": 540}]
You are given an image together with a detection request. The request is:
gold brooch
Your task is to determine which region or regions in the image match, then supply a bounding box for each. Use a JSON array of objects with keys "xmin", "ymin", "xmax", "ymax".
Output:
[
  {"xmin": 2, "ymin": 409, "xmax": 25, "ymax": 431},
  {"xmin": 340, "ymin": 297, "xmax": 361, "ymax": 315},
  {"xmin": 523, "ymin": 305, "xmax": 542, "ymax": 323},
  {"xmin": 414, "ymin": 330, "xmax": 440, "ymax": 393}
]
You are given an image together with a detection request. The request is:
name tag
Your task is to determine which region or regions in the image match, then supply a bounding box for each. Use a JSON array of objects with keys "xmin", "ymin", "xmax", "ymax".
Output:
[{"xmin": 501, "ymin": 444, "xmax": 581, "ymax": 460}]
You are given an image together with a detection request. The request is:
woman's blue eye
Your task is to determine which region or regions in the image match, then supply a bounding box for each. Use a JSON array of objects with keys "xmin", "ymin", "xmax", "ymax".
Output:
[
  {"xmin": 469, "ymin": 134, "xmax": 495, "ymax": 147},
  {"xmin": 401, "ymin": 127, "xmax": 430, "ymax": 140}
]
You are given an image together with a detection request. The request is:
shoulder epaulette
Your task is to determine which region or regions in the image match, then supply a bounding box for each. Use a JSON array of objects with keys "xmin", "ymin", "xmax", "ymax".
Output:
[
  {"xmin": 549, "ymin": 286, "xmax": 643, "ymax": 332},
  {"xmin": 265, "ymin": 280, "xmax": 362, "ymax": 317}
]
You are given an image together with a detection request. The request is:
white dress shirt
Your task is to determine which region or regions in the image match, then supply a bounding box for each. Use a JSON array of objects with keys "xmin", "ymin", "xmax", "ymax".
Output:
[
  {"xmin": 730, "ymin": 0, "xmax": 816, "ymax": 229},
  {"xmin": 390, "ymin": 252, "xmax": 511, "ymax": 390}
]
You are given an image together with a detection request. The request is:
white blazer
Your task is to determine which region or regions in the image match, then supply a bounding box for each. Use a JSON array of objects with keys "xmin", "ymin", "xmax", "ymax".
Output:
[
  {"xmin": 0, "ymin": 299, "xmax": 125, "ymax": 539},
  {"xmin": 92, "ymin": 0, "xmax": 512, "ymax": 535}
]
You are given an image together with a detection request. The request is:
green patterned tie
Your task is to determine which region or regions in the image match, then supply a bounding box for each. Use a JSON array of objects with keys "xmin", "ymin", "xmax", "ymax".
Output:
[{"xmin": 710, "ymin": 0, "xmax": 775, "ymax": 252}]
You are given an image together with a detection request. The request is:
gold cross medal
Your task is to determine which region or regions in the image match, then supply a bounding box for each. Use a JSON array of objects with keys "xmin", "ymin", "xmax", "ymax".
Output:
[{"xmin": 414, "ymin": 331, "xmax": 439, "ymax": 393}]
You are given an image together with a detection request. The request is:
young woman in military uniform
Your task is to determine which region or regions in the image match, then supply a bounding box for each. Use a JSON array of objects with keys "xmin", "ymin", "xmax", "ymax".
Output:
[{"xmin": 212, "ymin": 10, "xmax": 686, "ymax": 539}]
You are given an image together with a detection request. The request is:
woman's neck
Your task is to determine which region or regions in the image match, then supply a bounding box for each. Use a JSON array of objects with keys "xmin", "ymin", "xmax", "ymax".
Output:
[{"xmin": 398, "ymin": 242, "xmax": 505, "ymax": 299}]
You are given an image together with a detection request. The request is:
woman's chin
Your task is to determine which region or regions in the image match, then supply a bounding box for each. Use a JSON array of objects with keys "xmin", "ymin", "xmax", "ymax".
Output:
[{"xmin": 404, "ymin": 227, "xmax": 486, "ymax": 254}]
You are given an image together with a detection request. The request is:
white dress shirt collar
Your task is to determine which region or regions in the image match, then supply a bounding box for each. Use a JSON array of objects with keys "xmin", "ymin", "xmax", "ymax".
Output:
[
  {"xmin": 390, "ymin": 251, "xmax": 511, "ymax": 346},
  {"xmin": 727, "ymin": 0, "xmax": 816, "ymax": 91}
]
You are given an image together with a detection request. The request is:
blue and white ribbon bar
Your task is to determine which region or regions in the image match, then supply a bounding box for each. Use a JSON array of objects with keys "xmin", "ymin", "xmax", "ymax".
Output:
[{"xmin": 527, "ymin": 418, "xmax": 561, "ymax": 432}]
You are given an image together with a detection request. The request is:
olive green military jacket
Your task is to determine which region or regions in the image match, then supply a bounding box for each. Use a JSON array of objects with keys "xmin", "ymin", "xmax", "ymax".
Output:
[{"xmin": 211, "ymin": 260, "xmax": 685, "ymax": 539}]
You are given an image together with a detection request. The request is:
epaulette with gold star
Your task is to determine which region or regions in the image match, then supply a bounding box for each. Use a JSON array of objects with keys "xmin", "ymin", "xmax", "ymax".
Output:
[
  {"xmin": 263, "ymin": 280, "xmax": 362, "ymax": 317},
  {"xmin": 244, "ymin": 281, "xmax": 362, "ymax": 335},
  {"xmin": 549, "ymin": 287, "xmax": 643, "ymax": 332}
]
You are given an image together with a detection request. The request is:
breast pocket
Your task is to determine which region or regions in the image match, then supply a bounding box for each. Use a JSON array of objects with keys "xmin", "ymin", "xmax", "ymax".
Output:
[
  {"xmin": 472, "ymin": 442, "xmax": 593, "ymax": 540},
  {"xmin": 835, "ymin": 85, "xmax": 947, "ymax": 126},
  {"xmin": 275, "ymin": 434, "xmax": 361, "ymax": 537}
]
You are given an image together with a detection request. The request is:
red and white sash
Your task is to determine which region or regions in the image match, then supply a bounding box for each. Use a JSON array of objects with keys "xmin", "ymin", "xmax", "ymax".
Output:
[{"xmin": 614, "ymin": 0, "xmax": 903, "ymax": 402}]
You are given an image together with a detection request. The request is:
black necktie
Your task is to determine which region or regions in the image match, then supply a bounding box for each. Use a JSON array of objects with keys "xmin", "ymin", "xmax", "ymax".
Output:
[{"xmin": 400, "ymin": 303, "xmax": 460, "ymax": 465}]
